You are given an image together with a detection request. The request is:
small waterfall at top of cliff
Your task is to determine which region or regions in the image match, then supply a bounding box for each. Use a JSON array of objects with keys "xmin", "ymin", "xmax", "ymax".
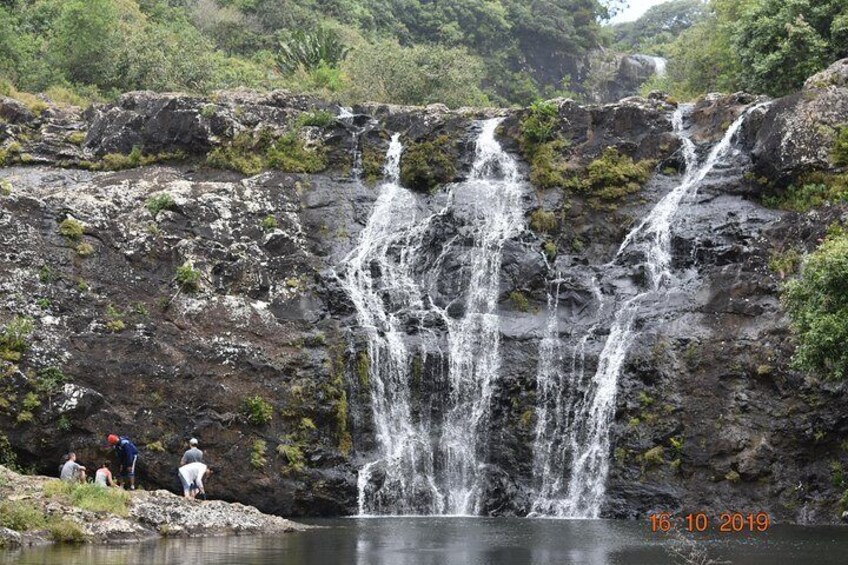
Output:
[
  {"xmin": 530, "ymin": 103, "xmax": 765, "ymax": 518},
  {"xmin": 650, "ymin": 56, "xmax": 667, "ymax": 78},
  {"xmin": 340, "ymin": 119, "xmax": 526, "ymax": 515}
]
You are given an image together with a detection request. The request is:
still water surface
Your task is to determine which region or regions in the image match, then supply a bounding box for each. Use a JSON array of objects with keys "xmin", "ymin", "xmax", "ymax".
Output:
[{"xmin": 2, "ymin": 517, "xmax": 848, "ymax": 565}]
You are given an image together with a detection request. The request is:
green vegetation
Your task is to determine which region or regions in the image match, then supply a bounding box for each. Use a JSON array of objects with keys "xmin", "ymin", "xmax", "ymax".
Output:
[
  {"xmin": 0, "ymin": 179, "xmax": 11, "ymax": 196},
  {"xmin": 146, "ymin": 440, "xmax": 165, "ymax": 453},
  {"xmin": 521, "ymin": 101, "xmax": 559, "ymax": 146},
  {"xmin": 66, "ymin": 131, "xmax": 86, "ymax": 146},
  {"xmin": 0, "ymin": 0, "xmax": 625, "ymax": 107},
  {"xmin": 543, "ymin": 241, "xmax": 557, "ymax": 260},
  {"xmin": 105, "ymin": 305, "xmax": 125, "ymax": 333},
  {"xmin": 356, "ymin": 351, "xmax": 370, "ymax": 388},
  {"xmin": 175, "ymin": 262, "xmax": 201, "ymax": 293},
  {"xmin": 529, "ymin": 209, "xmax": 557, "ymax": 234},
  {"xmin": 260, "ymin": 215, "xmax": 279, "ymax": 231},
  {"xmin": 76, "ymin": 242, "xmax": 94, "ymax": 257},
  {"xmin": 267, "ymin": 132, "xmax": 327, "ymax": 173},
  {"xmin": 58, "ymin": 218, "xmax": 84, "ymax": 240},
  {"xmin": 145, "ymin": 193, "xmax": 176, "ymax": 218},
  {"xmin": 250, "ymin": 439, "xmax": 267, "ymax": 469},
  {"xmin": 643, "ymin": 446, "xmax": 664, "ymax": 466},
  {"xmin": 783, "ymin": 231, "xmax": 848, "ymax": 380},
  {"xmin": 44, "ymin": 481, "xmax": 130, "ymax": 515},
  {"xmin": 296, "ymin": 110, "xmax": 335, "ymax": 128},
  {"xmin": 47, "ymin": 519, "xmax": 86, "ymax": 544},
  {"xmin": 565, "ymin": 148, "xmax": 654, "ymax": 207},
  {"xmin": 0, "ymin": 316, "xmax": 33, "ymax": 362},
  {"xmin": 763, "ymin": 176, "xmax": 848, "ymax": 213},
  {"xmin": 0, "ymin": 500, "xmax": 46, "ymax": 531},
  {"xmin": 625, "ymin": 0, "xmax": 848, "ymax": 100},
  {"xmin": 242, "ymin": 395, "xmax": 273, "ymax": 425},
  {"xmin": 399, "ymin": 136, "xmax": 456, "ymax": 193},
  {"xmin": 725, "ymin": 470, "xmax": 741, "ymax": 483},
  {"xmin": 276, "ymin": 443, "xmax": 305, "ymax": 474},
  {"xmin": 768, "ymin": 248, "xmax": 801, "ymax": 279},
  {"xmin": 509, "ymin": 291, "xmax": 531, "ymax": 313}
]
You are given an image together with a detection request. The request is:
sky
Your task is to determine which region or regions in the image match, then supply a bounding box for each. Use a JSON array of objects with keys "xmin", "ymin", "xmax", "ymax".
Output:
[{"xmin": 609, "ymin": 0, "xmax": 671, "ymax": 24}]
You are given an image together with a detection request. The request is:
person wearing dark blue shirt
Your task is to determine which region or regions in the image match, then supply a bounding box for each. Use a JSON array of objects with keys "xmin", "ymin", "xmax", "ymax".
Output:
[{"xmin": 107, "ymin": 434, "xmax": 139, "ymax": 490}]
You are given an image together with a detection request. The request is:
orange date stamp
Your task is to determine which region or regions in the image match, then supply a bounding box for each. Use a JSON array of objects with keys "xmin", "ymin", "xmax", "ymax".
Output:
[{"xmin": 649, "ymin": 512, "xmax": 770, "ymax": 533}]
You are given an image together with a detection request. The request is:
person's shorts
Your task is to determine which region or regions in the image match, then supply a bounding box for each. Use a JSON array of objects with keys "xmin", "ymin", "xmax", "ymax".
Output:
[{"xmin": 122, "ymin": 455, "xmax": 137, "ymax": 478}]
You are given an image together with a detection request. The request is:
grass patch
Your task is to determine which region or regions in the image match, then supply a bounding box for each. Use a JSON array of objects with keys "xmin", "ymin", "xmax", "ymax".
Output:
[
  {"xmin": 763, "ymin": 175, "xmax": 848, "ymax": 213},
  {"xmin": 1, "ymin": 316, "xmax": 33, "ymax": 362},
  {"xmin": 66, "ymin": 132, "xmax": 86, "ymax": 146},
  {"xmin": 296, "ymin": 110, "xmax": 335, "ymax": 128},
  {"xmin": 643, "ymin": 446, "xmax": 664, "ymax": 466},
  {"xmin": 44, "ymin": 481, "xmax": 130, "ymax": 516},
  {"xmin": 76, "ymin": 242, "xmax": 94, "ymax": 257},
  {"xmin": 276, "ymin": 443, "xmax": 305, "ymax": 474},
  {"xmin": 565, "ymin": 147, "xmax": 654, "ymax": 207},
  {"xmin": 768, "ymin": 248, "xmax": 800, "ymax": 278},
  {"xmin": 260, "ymin": 215, "xmax": 278, "ymax": 231},
  {"xmin": 0, "ymin": 500, "xmax": 47, "ymax": 531},
  {"xmin": 267, "ymin": 132, "xmax": 327, "ymax": 173},
  {"xmin": 47, "ymin": 518, "xmax": 86, "ymax": 544}
]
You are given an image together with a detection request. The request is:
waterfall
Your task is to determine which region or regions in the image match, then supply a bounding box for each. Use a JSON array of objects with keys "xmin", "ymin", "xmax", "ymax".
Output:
[
  {"xmin": 650, "ymin": 56, "xmax": 667, "ymax": 78},
  {"xmin": 530, "ymin": 103, "xmax": 766, "ymax": 518},
  {"xmin": 341, "ymin": 119, "xmax": 526, "ymax": 515}
]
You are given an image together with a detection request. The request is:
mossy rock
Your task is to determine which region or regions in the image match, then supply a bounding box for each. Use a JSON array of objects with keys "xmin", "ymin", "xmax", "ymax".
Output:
[{"xmin": 400, "ymin": 135, "xmax": 457, "ymax": 193}]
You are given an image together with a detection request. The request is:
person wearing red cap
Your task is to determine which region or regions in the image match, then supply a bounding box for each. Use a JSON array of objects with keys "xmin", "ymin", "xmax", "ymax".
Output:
[{"xmin": 107, "ymin": 434, "xmax": 139, "ymax": 490}]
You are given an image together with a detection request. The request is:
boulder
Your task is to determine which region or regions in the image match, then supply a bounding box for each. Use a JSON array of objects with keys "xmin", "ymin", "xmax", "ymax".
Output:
[
  {"xmin": 804, "ymin": 58, "xmax": 848, "ymax": 90},
  {"xmin": 0, "ymin": 96, "xmax": 35, "ymax": 125}
]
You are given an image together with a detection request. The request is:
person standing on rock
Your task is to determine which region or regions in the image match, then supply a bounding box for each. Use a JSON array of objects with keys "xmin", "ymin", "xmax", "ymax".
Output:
[
  {"xmin": 180, "ymin": 438, "xmax": 203, "ymax": 465},
  {"xmin": 60, "ymin": 452, "xmax": 86, "ymax": 483},
  {"xmin": 178, "ymin": 461, "xmax": 210, "ymax": 500},
  {"xmin": 108, "ymin": 434, "xmax": 139, "ymax": 490}
]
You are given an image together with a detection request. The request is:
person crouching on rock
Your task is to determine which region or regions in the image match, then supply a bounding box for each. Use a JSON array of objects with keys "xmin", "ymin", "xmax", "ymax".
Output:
[
  {"xmin": 178, "ymin": 461, "xmax": 211, "ymax": 500},
  {"xmin": 60, "ymin": 452, "xmax": 86, "ymax": 483},
  {"xmin": 107, "ymin": 434, "xmax": 139, "ymax": 490},
  {"xmin": 94, "ymin": 461, "xmax": 117, "ymax": 488}
]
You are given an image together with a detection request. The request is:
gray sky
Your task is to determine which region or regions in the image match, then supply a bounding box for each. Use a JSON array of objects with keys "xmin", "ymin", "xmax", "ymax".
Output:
[{"xmin": 610, "ymin": 0, "xmax": 671, "ymax": 24}]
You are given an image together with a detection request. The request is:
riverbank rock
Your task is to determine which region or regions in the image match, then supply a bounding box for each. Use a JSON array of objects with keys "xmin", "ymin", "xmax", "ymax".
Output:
[{"xmin": 0, "ymin": 466, "xmax": 305, "ymax": 548}]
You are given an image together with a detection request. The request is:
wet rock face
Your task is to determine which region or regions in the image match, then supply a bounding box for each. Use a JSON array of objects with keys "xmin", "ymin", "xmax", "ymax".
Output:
[
  {"xmin": 582, "ymin": 51, "xmax": 664, "ymax": 104},
  {"xmin": 1, "ymin": 84, "xmax": 847, "ymax": 524}
]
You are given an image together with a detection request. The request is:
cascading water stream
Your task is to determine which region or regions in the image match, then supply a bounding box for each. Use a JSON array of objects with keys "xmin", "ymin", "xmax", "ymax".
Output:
[
  {"xmin": 530, "ymin": 103, "xmax": 767, "ymax": 518},
  {"xmin": 341, "ymin": 119, "xmax": 526, "ymax": 516}
]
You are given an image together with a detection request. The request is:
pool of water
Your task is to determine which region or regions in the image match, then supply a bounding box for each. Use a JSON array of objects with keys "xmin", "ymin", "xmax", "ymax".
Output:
[{"xmin": 3, "ymin": 517, "xmax": 848, "ymax": 565}]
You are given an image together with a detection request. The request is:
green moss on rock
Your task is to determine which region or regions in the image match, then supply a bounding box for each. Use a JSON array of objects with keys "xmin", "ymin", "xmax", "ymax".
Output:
[{"xmin": 400, "ymin": 135, "xmax": 457, "ymax": 193}]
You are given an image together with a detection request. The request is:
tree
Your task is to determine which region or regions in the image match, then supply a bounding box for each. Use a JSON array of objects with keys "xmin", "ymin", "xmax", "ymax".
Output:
[
  {"xmin": 734, "ymin": 0, "xmax": 848, "ymax": 96},
  {"xmin": 49, "ymin": 0, "xmax": 123, "ymax": 88}
]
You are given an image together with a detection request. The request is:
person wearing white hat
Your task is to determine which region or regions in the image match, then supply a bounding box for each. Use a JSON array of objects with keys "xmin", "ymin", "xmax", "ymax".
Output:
[{"xmin": 180, "ymin": 437, "xmax": 203, "ymax": 465}]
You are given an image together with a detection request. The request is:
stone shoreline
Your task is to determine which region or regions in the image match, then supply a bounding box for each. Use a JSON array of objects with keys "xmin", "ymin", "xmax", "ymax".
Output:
[{"xmin": 0, "ymin": 465, "xmax": 307, "ymax": 549}]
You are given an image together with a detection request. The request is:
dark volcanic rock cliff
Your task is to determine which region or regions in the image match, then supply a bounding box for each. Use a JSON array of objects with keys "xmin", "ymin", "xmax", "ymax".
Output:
[{"xmin": 2, "ymin": 61, "xmax": 848, "ymax": 523}]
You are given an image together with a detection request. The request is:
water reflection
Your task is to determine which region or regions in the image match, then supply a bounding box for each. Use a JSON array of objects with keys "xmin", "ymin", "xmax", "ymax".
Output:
[{"xmin": 3, "ymin": 518, "xmax": 848, "ymax": 565}]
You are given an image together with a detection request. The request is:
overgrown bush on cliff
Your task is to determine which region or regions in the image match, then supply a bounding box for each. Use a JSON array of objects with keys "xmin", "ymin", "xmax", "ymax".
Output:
[
  {"xmin": 0, "ymin": 316, "xmax": 33, "ymax": 362},
  {"xmin": 566, "ymin": 148, "xmax": 654, "ymax": 207},
  {"xmin": 400, "ymin": 136, "xmax": 457, "ymax": 193},
  {"xmin": 242, "ymin": 395, "xmax": 273, "ymax": 425},
  {"xmin": 784, "ymin": 231, "xmax": 848, "ymax": 380}
]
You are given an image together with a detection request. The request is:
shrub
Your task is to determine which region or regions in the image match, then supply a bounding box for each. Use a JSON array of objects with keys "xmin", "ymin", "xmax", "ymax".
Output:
[
  {"xmin": 509, "ymin": 291, "xmax": 530, "ymax": 312},
  {"xmin": 242, "ymin": 395, "xmax": 273, "ymax": 425},
  {"xmin": 0, "ymin": 179, "xmax": 11, "ymax": 196},
  {"xmin": 260, "ymin": 215, "xmax": 278, "ymax": 231},
  {"xmin": 521, "ymin": 101, "xmax": 559, "ymax": 146},
  {"xmin": 566, "ymin": 147, "xmax": 654, "ymax": 204},
  {"xmin": 725, "ymin": 470, "xmax": 741, "ymax": 483},
  {"xmin": 76, "ymin": 242, "xmax": 94, "ymax": 257},
  {"xmin": 529, "ymin": 209, "xmax": 557, "ymax": 233},
  {"xmin": 146, "ymin": 440, "xmax": 165, "ymax": 453},
  {"xmin": 543, "ymin": 241, "xmax": 557, "ymax": 260},
  {"xmin": 783, "ymin": 232, "xmax": 848, "ymax": 380},
  {"xmin": 59, "ymin": 218, "xmax": 84, "ymax": 240},
  {"xmin": 768, "ymin": 248, "xmax": 800, "ymax": 279},
  {"xmin": 145, "ymin": 193, "xmax": 176, "ymax": 218},
  {"xmin": 643, "ymin": 446, "xmax": 664, "ymax": 466},
  {"xmin": 250, "ymin": 439, "xmax": 267, "ymax": 469},
  {"xmin": 526, "ymin": 140, "xmax": 570, "ymax": 190},
  {"xmin": 266, "ymin": 132, "xmax": 326, "ymax": 173},
  {"xmin": 399, "ymin": 136, "xmax": 456, "ymax": 193},
  {"xmin": 175, "ymin": 262, "xmax": 201, "ymax": 292},
  {"xmin": 21, "ymin": 392, "xmax": 40, "ymax": 411},
  {"xmin": 0, "ymin": 316, "xmax": 33, "ymax": 358}
]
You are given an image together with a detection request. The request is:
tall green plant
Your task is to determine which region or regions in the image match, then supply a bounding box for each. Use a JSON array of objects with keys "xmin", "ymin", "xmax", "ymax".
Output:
[{"xmin": 277, "ymin": 27, "xmax": 350, "ymax": 74}]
